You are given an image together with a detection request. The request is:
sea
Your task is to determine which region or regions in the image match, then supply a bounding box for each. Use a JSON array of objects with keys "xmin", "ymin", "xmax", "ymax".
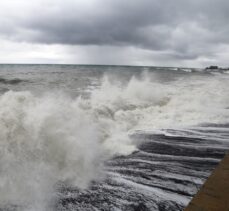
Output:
[{"xmin": 0, "ymin": 64, "xmax": 229, "ymax": 211}]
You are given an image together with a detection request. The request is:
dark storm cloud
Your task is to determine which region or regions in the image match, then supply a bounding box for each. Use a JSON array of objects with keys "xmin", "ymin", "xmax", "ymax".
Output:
[
  {"xmin": 1, "ymin": 0, "xmax": 229, "ymax": 62},
  {"xmin": 19, "ymin": 0, "xmax": 173, "ymax": 47}
]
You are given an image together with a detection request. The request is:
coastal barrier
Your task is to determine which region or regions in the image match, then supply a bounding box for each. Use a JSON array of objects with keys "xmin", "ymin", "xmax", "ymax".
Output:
[{"xmin": 185, "ymin": 153, "xmax": 229, "ymax": 211}]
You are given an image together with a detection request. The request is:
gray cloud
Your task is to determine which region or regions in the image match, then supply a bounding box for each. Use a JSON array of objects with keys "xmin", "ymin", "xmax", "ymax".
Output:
[{"xmin": 0, "ymin": 0, "xmax": 229, "ymax": 65}]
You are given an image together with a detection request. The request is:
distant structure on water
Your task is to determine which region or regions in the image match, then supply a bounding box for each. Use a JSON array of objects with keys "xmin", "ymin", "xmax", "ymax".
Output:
[
  {"xmin": 205, "ymin": 66, "xmax": 229, "ymax": 70},
  {"xmin": 205, "ymin": 66, "xmax": 219, "ymax": 70}
]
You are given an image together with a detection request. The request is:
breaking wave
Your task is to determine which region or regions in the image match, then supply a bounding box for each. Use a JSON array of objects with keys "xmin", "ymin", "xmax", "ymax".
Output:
[
  {"xmin": 0, "ymin": 77, "xmax": 26, "ymax": 85},
  {"xmin": 0, "ymin": 73, "xmax": 228, "ymax": 210}
]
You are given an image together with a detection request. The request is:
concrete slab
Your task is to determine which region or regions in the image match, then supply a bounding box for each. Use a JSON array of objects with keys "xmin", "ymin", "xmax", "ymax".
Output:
[{"xmin": 185, "ymin": 153, "xmax": 229, "ymax": 211}]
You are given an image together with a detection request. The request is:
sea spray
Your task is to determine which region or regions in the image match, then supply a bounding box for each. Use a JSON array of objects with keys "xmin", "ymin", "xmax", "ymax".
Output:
[
  {"xmin": 0, "ymin": 91, "xmax": 103, "ymax": 210},
  {"xmin": 0, "ymin": 72, "xmax": 229, "ymax": 210},
  {"xmin": 87, "ymin": 74, "xmax": 229, "ymax": 130}
]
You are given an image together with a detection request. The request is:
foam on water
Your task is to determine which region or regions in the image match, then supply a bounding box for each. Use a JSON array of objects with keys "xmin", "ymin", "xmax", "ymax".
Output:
[
  {"xmin": 86, "ymin": 73, "xmax": 229, "ymax": 131},
  {"xmin": 0, "ymin": 71, "xmax": 228, "ymax": 210}
]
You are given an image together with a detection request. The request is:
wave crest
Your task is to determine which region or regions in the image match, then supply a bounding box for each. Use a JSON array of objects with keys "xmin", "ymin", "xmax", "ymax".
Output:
[{"xmin": 0, "ymin": 73, "xmax": 229, "ymax": 210}]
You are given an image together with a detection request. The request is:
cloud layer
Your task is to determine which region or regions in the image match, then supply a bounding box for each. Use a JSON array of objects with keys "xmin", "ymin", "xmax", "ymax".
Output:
[{"xmin": 0, "ymin": 0, "xmax": 229, "ymax": 66}]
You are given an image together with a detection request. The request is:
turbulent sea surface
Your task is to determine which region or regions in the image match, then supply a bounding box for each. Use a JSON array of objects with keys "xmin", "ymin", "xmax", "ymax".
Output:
[{"xmin": 0, "ymin": 64, "xmax": 229, "ymax": 211}]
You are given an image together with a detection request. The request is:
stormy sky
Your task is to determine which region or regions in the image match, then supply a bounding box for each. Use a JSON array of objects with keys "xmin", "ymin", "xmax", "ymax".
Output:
[{"xmin": 0, "ymin": 0, "xmax": 229, "ymax": 67}]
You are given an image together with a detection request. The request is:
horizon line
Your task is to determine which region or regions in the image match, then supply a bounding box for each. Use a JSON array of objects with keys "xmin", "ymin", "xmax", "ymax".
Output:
[{"xmin": 0, "ymin": 63, "xmax": 204, "ymax": 69}]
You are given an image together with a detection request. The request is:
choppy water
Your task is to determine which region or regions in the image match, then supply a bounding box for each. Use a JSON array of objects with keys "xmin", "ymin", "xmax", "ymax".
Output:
[{"xmin": 0, "ymin": 64, "xmax": 228, "ymax": 211}]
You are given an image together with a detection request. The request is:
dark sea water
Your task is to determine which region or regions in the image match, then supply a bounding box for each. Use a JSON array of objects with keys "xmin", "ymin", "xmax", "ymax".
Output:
[{"xmin": 0, "ymin": 64, "xmax": 228, "ymax": 211}]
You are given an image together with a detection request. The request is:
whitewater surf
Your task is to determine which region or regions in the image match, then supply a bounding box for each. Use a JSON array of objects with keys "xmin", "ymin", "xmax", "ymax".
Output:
[{"xmin": 0, "ymin": 64, "xmax": 228, "ymax": 211}]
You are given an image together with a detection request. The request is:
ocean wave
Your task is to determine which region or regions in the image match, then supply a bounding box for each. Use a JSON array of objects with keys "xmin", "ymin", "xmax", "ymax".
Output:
[
  {"xmin": 0, "ymin": 72, "xmax": 228, "ymax": 210},
  {"xmin": 0, "ymin": 77, "xmax": 27, "ymax": 85},
  {"xmin": 0, "ymin": 91, "xmax": 104, "ymax": 210}
]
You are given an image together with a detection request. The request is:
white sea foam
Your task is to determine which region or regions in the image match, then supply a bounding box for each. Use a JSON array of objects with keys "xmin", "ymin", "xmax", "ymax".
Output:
[
  {"xmin": 0, "ymin": 91, "xmax": 103, "ymax": 210},
  {"xmin": 86, "ymin": 74, "xmax": 229, "ymax": 131},
  {"xmin": 0, "ymin": 72, "xmax": 228, "ymax": 210}
]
